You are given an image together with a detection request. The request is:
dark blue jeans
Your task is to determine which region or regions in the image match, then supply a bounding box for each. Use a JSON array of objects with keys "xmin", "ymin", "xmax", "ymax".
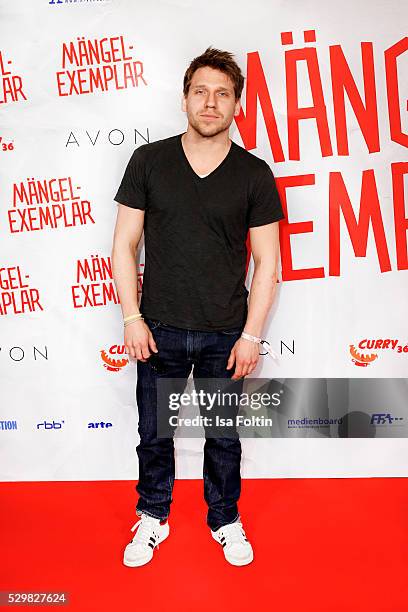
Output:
[{"xmin": 135, "ymin": 317, "xmax": 244, "ymax": 532}]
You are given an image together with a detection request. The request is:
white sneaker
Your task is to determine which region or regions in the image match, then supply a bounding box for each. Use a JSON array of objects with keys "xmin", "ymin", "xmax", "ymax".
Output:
[
  {"xmin": 211, "ymin": 520, "xmax": 253, "ymax": 566},
  {"xmin": 123, "ymin": 513, "xmax": 170, "ymax": 567}
]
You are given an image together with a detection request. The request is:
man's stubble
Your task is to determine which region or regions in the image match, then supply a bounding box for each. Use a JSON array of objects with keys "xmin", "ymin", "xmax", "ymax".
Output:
[{"xmin": 186, "ymin": 112, "xmax": 233, "ymax": 140}]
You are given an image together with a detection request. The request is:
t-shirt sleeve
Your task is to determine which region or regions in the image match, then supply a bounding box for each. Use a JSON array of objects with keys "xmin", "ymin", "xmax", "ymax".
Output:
[
  {"xmin": 247, "ymin": 162, "xmax": 285, "ymax": 227},
  {"xmin": 114, "ymin": 146, "xmax": 147, "ymax": 210}
]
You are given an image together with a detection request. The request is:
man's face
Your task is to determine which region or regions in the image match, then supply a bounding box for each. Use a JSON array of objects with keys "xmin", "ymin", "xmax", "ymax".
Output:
[{"xmin": 182, "ymin": 66, "xmax": 241, "ymax": 138}]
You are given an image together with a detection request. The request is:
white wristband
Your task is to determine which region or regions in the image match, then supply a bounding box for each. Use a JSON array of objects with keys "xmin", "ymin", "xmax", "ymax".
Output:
[
  {"xmin": 241, "ymin": 332, "xmax": 278, "ymax": 361},
  {"xmin": 241, "ymin": 332, "xmax": 261, "ymax": 344}
]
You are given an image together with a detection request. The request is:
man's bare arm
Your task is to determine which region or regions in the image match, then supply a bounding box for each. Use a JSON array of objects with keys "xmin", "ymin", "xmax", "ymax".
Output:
[
  {"xmin": 111, "ymin": 203, "xmax": 157, "ymax": 360},
  {"xmin": 226, "ymin": 221, "xmax": 281, "ymax": 379},
  {"xmin": 111, "ymin": 204, "xmax": 145, "ymax": 317},
  {"xmin": 244, "ymin": 221, "xmax": 280, "ymax": 337}
]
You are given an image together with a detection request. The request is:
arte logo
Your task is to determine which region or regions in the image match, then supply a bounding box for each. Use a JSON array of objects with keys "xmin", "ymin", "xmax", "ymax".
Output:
[
  {"xmin": 88, "ymin": 421, "xmax": 113, "ymax": 428},
  {"xmin": 36, "ymin": 420, "xmax": 65, "ymax": 429},
  {"xmin": 349, "ymin": 339, "xmax": 407, "ymax": 367},
  {"xmin": 100, "ymin": 344, "xmax": 128, "ymax": 372}
]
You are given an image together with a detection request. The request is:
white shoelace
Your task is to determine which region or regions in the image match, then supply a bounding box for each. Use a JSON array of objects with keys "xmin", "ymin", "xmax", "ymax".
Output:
[
  {"xmin": 217, "ymin": 521, "xmax": 247, "ymax": 547},
  {"xmin": 130, "ymin": 516, "xmax": 160, "ymax": 548}
]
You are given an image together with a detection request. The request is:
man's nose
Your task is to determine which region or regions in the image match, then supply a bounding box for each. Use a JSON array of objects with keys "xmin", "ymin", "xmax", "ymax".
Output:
[{"xmin": 205, "ymin": 92, "xmax": 216, "ymax": 107}]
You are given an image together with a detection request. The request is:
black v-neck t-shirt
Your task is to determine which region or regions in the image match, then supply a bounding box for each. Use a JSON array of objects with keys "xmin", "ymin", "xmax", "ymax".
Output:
[{"xmin": 114, "ymin": 132, "xmax": 285, "ymax": 332}]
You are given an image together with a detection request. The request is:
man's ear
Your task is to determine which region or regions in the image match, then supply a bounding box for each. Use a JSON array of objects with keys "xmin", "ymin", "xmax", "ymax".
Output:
[
  {"xmin": 181, "ymin": 95, "xmax": 187, "ymax": 112},
  {"xmin": 234, "ymin": 98, "xmax": 241, "ymax": 116}
]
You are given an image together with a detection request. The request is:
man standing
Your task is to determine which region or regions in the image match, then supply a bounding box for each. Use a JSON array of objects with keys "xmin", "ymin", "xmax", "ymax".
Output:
[{"xmin": 112, "ymin": 47, "xmax": 284, "ymax": 567}]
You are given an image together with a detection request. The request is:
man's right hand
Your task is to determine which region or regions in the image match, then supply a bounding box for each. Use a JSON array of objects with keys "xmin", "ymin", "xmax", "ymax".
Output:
[{"xmin": 124, "ymin": 319, "xmax": 158, "ymax": 362}]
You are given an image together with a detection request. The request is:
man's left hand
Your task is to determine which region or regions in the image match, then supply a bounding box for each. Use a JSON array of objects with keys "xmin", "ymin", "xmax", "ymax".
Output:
[{"xmin": 226, "ymin": 337, "xmax": 260, "ymax": 380}]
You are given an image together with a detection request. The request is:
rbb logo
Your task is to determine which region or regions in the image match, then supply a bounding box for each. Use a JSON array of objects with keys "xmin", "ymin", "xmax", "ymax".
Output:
[
  {"xmin": 37, "ymin": 420, "xmax": 65, "ymax": 429},
  {"xmin": 49, "ymin": 1, "xmax": 63, "ymax": 4},
  {"xmin": 88, "ymin": 422, "xmax": 113, "ymax": 428},
  {"xmin": 371, "ymin": 413, "xmax": 404, "ymax": 425}
]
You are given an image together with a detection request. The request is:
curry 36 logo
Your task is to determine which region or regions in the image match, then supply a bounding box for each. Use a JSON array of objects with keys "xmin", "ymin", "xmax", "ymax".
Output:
[
  {"xmin": 0, "ymin": 136, "xmax": 14, "ymax": 152},
  {"xmin": 100, "ymin": 344, "xmax": 128, "ymax": 371},
  {"xmin": 349, "ymin": 338, "xmax": 407, "ymax": 367}
]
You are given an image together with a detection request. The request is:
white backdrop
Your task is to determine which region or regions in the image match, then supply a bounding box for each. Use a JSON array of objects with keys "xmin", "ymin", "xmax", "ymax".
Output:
[{"xmin": 1, "ymin": 0, "xmax": 407, "ymax": 481}]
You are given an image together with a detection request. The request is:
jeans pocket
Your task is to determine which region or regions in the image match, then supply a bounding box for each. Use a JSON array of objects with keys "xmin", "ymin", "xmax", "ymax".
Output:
[{"xmin": 220, "ymin": 328, "xmax": 243, "ymax": 336}]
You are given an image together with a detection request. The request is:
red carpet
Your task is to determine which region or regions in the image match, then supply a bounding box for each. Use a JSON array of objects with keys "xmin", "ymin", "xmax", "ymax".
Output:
[{"xmin": 1, "ymin": 478, "xmax": 407, "ymax": 611}]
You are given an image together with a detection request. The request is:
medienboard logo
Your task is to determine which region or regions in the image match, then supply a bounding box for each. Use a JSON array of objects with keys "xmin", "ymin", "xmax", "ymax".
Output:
[
  {"xmin": 49, "ymin": 0, "xmax": 112, "ymax": 5},
  {"xmin": 288, "ymin": 416, "xmax": 343, "ymax": 429}
]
